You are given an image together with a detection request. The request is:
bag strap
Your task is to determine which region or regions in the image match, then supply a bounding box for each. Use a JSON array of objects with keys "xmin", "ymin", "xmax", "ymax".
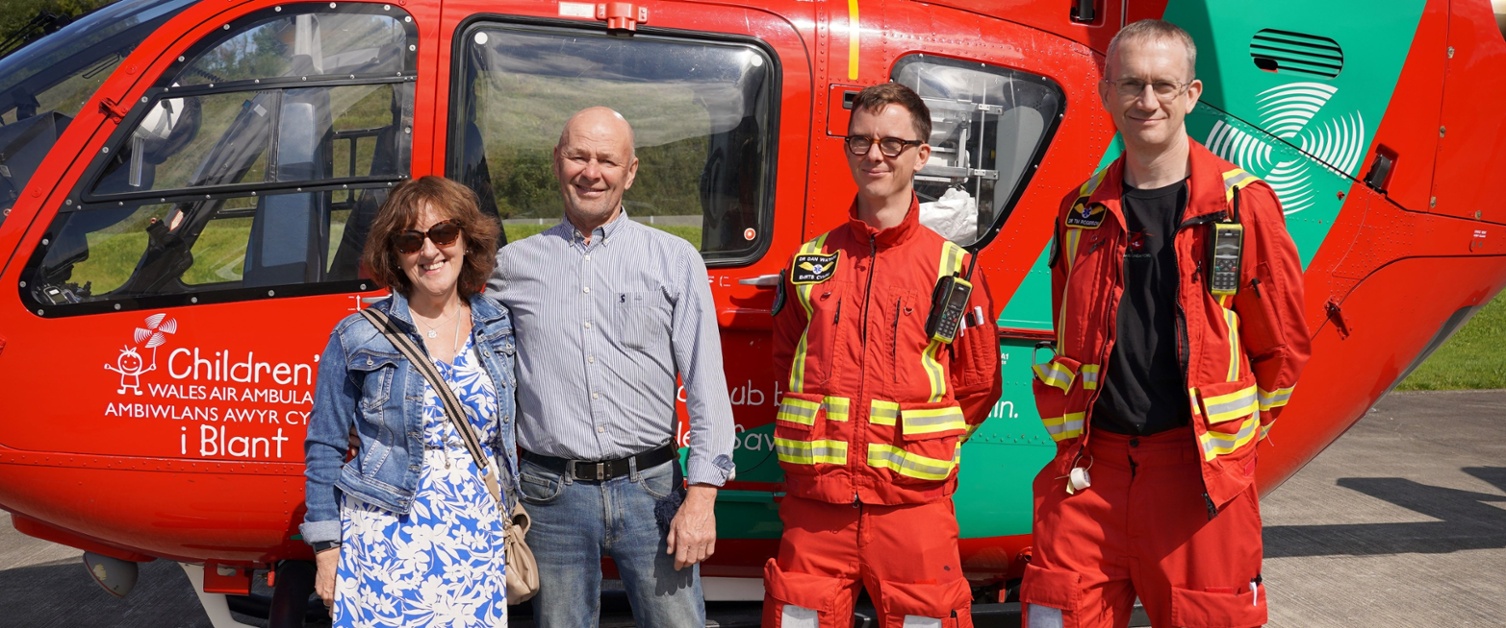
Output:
[{"xmin": 359, "ymin": 306, "xmax": 499, "ymax": 490}]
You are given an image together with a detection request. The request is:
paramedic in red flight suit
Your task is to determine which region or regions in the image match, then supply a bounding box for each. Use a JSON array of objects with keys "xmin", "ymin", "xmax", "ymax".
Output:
[
  {"xmin": 1020, "ymin": 20, "xmax": 1311, "ymax": 628},
  {"xmin": 762, "ymin": 82, "xmax": 1003, "ymax": 628}
]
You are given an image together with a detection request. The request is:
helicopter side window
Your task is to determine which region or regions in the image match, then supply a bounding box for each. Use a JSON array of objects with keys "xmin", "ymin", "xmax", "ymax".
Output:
[
  {"xmin": 892, "ymin": 56, "xmax": 1065, "ymax": 247},
  {"xmin": 21, "ymin": 5, "xmax": 417, "ymax": 317},
  {"xmin": 452, "ymin": 24, "xmax": 776, "ymax": 264}
]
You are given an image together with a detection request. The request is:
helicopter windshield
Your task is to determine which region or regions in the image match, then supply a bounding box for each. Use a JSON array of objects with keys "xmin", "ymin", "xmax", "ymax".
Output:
[{"xmin": 0, "ymin": 0, "xmax": 195, "ymax": 223}]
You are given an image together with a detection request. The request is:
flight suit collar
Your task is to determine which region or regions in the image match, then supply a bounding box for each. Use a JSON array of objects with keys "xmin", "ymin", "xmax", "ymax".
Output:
[{"xmin": 844, "ymin": 194, "xmax": 922, "ymax": 248}]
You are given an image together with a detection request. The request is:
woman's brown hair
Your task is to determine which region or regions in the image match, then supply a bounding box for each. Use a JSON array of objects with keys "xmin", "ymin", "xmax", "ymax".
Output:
[{"xmin": 361, "ymin": 176, "xmax": 500, "ymax": 296}]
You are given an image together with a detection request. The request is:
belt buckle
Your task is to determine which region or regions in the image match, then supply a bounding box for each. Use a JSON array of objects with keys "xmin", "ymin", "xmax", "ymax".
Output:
[{"xmin": 569, "ymin": 460, "xmax": 606, "ymax": 481}]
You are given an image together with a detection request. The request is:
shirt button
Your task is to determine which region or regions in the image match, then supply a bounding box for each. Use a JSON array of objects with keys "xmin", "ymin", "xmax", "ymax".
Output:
[
  {"xmin": 592, "ymin": 392, "xmax": 600, "ymax": 400},
  {"xmin": 587, "ymin": 356, "xmax": 595, "ymax": 364},
  {"xmin": 584, "ymin": 321, "xmax": 592, "ymax": 329},
  {"xmin": 596, "ymin": 426, "xmax": 605, "ymax": 433},
  {"xmin": 583, "ymin": 286, "xmax": 591, "ymax": 293},
  {"xmin": 584, "ymin": 255, "xmax": 591, "ymax": 261}
]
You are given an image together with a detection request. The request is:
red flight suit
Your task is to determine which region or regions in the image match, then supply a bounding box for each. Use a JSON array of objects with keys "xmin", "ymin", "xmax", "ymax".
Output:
[
  {"xmin": 1021, "ymin": 141, "xmax": 1310, "ymax": 627},
  {"xmin": 763, "ymin": 197, "xmax": 1002, "ymax": 628}
]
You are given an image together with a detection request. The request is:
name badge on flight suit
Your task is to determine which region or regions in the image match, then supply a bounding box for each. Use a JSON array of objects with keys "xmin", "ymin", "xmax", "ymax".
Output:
[
  {"xmin": 1064, "ymin": 201, "xmax": 1106, "ymax": 229},
  {"xmin": 791, "ymin": 252, "xmax": 839, "ymax": 284}
]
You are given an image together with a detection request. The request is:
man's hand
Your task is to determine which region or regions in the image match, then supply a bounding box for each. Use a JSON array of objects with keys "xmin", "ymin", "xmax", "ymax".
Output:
[
  {"xmin": 665, "ymin": 484, "xmax": 717, "ymax": 570},
  {"xmin": 314, "ymin": 547, "xmax": 339, "ymax": 613}
]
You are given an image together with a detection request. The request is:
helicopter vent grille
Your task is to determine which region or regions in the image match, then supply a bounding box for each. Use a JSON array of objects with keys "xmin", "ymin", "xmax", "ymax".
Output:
[{"xmin": 1249, "ymin": 29, "xmax": 1343, "ymax": 79}]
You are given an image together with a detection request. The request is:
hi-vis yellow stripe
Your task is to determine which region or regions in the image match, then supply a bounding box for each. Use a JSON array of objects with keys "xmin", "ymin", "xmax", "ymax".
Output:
[
  {"xmin": 1199, "ymin": 415, "xmax": 1260, "ymax": 460},
  {"xmin": 922, "ymin": 242, "xmax": 967, "ymax": 401},
  {"xmin": 776, "ymin": 396, "xmax": 821, "ymax": 426},
  {"xmin": 1258, "ymin": 386, "xmax": 1294, "ymax": 411},
  {"xmin": 1222, "ymin": 168, "xmax": 1260, "ymax": 203},
  {"xmin": 867, "ymin": 443, "xmax": 958, "ymax": 481},
  {"xmin": 1202, "ymin": 385, "xmax": 1259, "ymax": 424},
  {"xmin": 1032, "ymin": 360, "xmax": 1076, "ymax": 392},
  {"xmin": 900, "ymin": 406, "xmax": 967, "ymax": 436},
  {"xmin": 1055, "ymin": 228, "xmax": 1083, "ymax": 348},
  {"xmin": 788, "ymin": 235, "xmax": 829, "ymax": 394},
  {"xmin": 1080, "ymin": 364, "xmax": 1101, "ymax": 390},
  {"xmin": 870, "ymin": 400, "xmax": 900, "ymax": 426},
  {"xmin": 776, "ymin": 438, "xmax": 849, "ymax": 466},
  {"xmin": 824, "ymin": 396, "xmax": 851, "ymax": 422},
  {"xmin": 1041, "ymin": 412, "xmax": 1085, "ymax": 442},
  {"xmin": 847, "ymin": 0, "xmax": 860, "ymax": 80},
  {"xmin": 1221, "ymin": 295, "xmax": 1241, "ymax": 382},
  {"xmin": 777, "ymin": 396, "xmax": 849, "ymax": 425}
]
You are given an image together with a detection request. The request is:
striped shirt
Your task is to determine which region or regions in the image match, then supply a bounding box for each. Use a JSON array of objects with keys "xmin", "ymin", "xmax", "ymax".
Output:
[{"xmin": 487, "ymin": 212, "xmax": 735, "ymax": 486}]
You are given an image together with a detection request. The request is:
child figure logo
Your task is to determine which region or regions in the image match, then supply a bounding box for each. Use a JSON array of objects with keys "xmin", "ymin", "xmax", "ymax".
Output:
[{"xmin": 104, "ymin": 313, "xmax": 177, "ymax": 396}]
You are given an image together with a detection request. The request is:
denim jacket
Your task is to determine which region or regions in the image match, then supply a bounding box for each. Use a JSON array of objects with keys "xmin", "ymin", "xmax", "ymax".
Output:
[{"xmin": 300, "ymin": 291, "xmax": 519, "ymax": 546}]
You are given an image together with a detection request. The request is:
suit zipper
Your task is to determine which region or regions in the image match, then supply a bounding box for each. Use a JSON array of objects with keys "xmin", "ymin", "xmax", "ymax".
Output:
[
  {"xmin": 892, "ymin": 297, "xmax": 902, "ymax": 381},
  {"xmin": 1177, "ymin": 216, "xmax": 1218, "ymax": 520}
]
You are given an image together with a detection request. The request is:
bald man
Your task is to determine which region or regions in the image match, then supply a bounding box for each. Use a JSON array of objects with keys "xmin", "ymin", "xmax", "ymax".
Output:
[{"xmin": 487, "ymin": 107, "xmax": 735, "ymax": 626}]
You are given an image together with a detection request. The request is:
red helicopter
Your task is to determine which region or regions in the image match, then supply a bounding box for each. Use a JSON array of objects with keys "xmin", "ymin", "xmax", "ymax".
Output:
[{"xmin": 1, "ymin": 0, "xmax": 1504, "ymax": 625}]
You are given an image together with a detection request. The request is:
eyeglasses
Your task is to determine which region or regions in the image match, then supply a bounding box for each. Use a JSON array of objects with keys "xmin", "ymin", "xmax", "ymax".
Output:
[
  {"xmin": 392, "ymin": 220, "xmax": 462, "ymax": 254},
  {"xmin": 844, "ymin": 135, "xmax": 924, "ymax": 158},
  {"xmin": 1104, "ymin": 78, "xmax": 1193, "ymax": 102}
]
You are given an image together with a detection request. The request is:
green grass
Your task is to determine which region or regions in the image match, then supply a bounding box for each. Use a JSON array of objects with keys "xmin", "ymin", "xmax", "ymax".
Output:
[{"xmin": 1396, "ymin": 292, "xmax": 1506, "ymax": 391}]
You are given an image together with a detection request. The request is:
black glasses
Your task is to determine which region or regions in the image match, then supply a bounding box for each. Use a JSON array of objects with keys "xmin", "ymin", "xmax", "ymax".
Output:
[
  {"xmin": 844, "ymin": 135, "xmax": 924, "ymax": 158},
  {"xmin": 392, "ymin": 220, "xmax": 462, "ymax": 254}
]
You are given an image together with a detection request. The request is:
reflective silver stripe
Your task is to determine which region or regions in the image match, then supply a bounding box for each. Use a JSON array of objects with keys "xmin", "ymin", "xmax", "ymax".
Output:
[
  {"xmin": 1198, "ymin": 415, "xmax": 1260, "ymax": 460},
  {"xmin": 777, "ymin": 398, "xmax": 821, "ymax": 425},
  {"xmin": 1258, "ymin": 386, "xmax": 1294, "ymax": 411},
  {"xmin": 1041, "ymin": 413, "xmax": 1085, "ymax": 441},
  {"xmin": 1202, "ymin": 385, "xmax": 1258, "ymax": 424},
  {"xmin": 867, "ymin": 443, "xmax": 956, "ymax": 481},
  {"xmin": 1080, "ymin": 364, "xmax": 1100, "ymax": 390},
  {"xmin": 824, "ymin": 396, "xmax": 851, "ymax": 421},
  {"xmin": 870, "ymin": 400, "xmax": 900, "ymax": 426},
  {"xmin": 900, "ymin": 406, "xmax": 967, "ymax": 436},
  {"xmin": 775, "ymin": 438, "xmax": 848, "ymax": 465}
]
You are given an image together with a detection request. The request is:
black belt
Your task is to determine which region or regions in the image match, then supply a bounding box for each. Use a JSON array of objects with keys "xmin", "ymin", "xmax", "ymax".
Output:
[{"xmin": 521, "ymin": 443, "xmax": 677, "ymax": 482}]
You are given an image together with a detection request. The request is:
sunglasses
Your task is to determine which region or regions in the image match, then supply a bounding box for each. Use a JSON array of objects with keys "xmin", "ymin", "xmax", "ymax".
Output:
[{"xmin": 392, "ymin": 220, "xmax": 462, "ymax": 254}]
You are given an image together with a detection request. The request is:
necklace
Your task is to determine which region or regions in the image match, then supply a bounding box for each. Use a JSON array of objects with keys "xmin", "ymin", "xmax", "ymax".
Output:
[{"xmin": 411, "ymin": 305, "xmax": 459, "ymax": 339}]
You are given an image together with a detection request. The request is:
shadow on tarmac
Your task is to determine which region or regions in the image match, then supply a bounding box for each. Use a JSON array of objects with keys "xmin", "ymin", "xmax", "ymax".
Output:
[{"xmin": 1265, "ymin": 466, "xmax": 1506, "ymax": 558}]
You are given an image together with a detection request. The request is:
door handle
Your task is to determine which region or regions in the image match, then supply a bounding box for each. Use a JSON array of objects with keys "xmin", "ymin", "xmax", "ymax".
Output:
[{"xmin": 738, "ymin": 274, "xmax": 781, "ymax": 287}]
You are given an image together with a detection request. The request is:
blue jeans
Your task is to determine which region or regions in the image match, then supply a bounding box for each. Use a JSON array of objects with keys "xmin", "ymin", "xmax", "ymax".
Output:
[{"xmin": 518, "ymin": 456, "xmax": 704, "ymax": 627}]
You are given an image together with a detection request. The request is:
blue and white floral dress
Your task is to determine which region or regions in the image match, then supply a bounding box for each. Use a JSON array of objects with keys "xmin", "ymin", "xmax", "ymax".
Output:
[{"xmin": 334, "ymin": 337, "xmax": 507, "ymax": 627}]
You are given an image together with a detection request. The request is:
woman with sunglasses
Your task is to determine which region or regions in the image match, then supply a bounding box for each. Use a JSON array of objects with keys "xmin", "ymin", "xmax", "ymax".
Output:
[{"xmin": 301, "ymin": 176, "xmax": 519, "ymax": 626}]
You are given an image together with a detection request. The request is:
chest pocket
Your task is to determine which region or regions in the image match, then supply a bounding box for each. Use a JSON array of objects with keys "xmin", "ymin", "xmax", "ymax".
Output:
[
  {"xmin": 794, "ymin": 280, "xmax": 851, "ymax": 390},
  {"xmin": 345, "ymin": 346, "xmax": 403, "ymax": 473},
  {"xmin": 615, "ymin": 290, "xmax": 670, "ymax": 351},
  {"xmin": 346, "ymin": 347, "xmax": 402, "ymax": 411}
]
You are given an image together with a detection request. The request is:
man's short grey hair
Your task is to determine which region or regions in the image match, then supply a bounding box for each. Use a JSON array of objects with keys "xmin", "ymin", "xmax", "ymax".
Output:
[{"xmin": 1106, "ymin": 19, "xmax": 1198, "ymax": 81}]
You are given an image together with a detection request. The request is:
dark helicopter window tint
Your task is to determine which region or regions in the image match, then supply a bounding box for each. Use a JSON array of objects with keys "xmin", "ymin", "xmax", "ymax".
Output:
[
  {"xmin": 453, "ymin": 24, "xmax": 776, "ymax": 263},
  {"xmin": 178, "ymin": 12, "xmax": 411, "ymax": 86},
  {"xmin": 892, "ymin": 57, "xmax": 1064, "ymax": 247},
  {"xmin": 21, "ymin": 4, "xmax": 418, "ymax": 317}
]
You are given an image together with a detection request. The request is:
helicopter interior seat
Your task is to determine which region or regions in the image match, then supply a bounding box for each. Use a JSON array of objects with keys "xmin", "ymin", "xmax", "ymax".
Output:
[
  {"xmin": 241, "ymin": 81, "xmax": 332, "ymax": 288},
  {"xmin": 458, "ymin": 119, "xmax": 505, "ymax": 241},
  {"xmin": 327, "ymin": 123, "xmax": 401, "ymax": 280}
]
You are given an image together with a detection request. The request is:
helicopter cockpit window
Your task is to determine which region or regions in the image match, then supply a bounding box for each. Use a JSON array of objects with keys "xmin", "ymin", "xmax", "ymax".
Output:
[
  {"xmin": 453, "ymin": 24, "xmax": 776, "ymax": 264},
  {"xmin": 892, "ymin": 56, "xmax": 1064, "ymax": 247},
  {"xmin": 0, "ymin": 0, "xmax": 195, "ymax": 224},
  {"xmin": 22, "ymin": 4, "xmax": 418, "ymax": 316}
]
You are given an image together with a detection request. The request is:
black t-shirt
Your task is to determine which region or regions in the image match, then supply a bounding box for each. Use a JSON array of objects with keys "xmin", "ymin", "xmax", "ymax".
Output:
[{"xmin": 1092, "ymin": 179, "xmax": 1192, "ymax": 435}]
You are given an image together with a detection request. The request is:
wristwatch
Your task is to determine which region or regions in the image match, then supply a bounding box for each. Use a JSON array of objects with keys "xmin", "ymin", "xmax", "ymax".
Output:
[{"xmin": 311, "ymin": 540, "xmax": 341, "ymax": 553}]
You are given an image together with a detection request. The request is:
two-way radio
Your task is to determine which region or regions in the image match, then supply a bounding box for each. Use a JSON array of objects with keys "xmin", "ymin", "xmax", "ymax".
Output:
[{"xmin": 924, "ymin": 244, "xmax": 983, "ymax": 344}]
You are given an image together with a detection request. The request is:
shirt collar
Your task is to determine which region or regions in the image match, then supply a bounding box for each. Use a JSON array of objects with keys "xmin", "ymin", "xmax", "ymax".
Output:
[{"xmin": 564, "ymin": 207, "xmax": 629, "ymax": 249}]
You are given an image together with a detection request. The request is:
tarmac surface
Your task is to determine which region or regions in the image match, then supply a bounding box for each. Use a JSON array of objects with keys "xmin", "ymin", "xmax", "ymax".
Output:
[{"xmin": 2, "ymin": 389, "xmax": 1503, "ymax": 627}]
